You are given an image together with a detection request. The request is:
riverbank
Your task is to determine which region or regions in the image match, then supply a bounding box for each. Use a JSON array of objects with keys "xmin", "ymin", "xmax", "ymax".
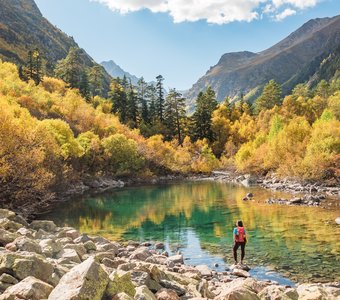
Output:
[{"xmin": 0, "ymin": 208, "xmax": 339, "ymax": 300}]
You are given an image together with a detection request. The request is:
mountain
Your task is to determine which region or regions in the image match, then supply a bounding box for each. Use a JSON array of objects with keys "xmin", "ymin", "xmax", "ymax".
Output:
[
  {"xmin": 101, "ymin": 60, "xmax": 140, "ymax": 85},
  {"xmin": 186, "ymin": 15, "xmax": 340, "ymax": 106},
  {"xmin": 0, "ymin": 0, "xmax": 111, "ymax": 93}
]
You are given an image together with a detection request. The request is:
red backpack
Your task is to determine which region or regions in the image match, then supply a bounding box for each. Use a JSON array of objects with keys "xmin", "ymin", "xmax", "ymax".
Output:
[{"xmin": 235, "ymin": 227, "xmax": 245, "ymax": 242}]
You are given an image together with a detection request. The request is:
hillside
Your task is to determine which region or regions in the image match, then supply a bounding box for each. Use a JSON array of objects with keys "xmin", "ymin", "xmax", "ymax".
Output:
[
  {"xmin": 186, "ymin": 15, "xmax": 340, "ymax": 106},
  {"xmin": 0, "ymin": 0, "xmax": 111, "ymax": 93}
]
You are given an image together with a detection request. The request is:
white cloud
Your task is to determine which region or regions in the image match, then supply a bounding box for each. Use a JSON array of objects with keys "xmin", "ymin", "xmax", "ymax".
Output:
[
  {"xmin": 275, "ymin": 8, "xmax": 296, "ymax": 21},
  {"xmin": 91, "ymin": 0, "xmax": 319, "ymax": 24}
]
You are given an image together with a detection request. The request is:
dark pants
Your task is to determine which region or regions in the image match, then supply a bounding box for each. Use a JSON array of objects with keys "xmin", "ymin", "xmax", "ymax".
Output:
[{"xmin": 233, "ymin": 242, "xmax": 245, "ymax": 262}]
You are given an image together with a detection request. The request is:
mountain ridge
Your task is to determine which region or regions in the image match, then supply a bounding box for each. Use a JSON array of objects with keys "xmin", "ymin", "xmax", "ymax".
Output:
[
  {"xmin": 186, "ymin": 15, "xmax": 340, "ymax": 106},
  {"xmin": 0, "ymin": 0, "xmax": 112, "ymax": 93},
  {"xmin": 101, "ymin": 60, "xmax": 140, "ymax": 85}
]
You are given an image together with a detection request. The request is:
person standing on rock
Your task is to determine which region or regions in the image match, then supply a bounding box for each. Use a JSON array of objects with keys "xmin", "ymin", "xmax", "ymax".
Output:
[{"xmin": 233, "ymin": 220, "xmax": 247, "ymax": 265}]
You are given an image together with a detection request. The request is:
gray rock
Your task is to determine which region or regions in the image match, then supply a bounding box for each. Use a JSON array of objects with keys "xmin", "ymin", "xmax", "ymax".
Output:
[
  {"xmin": 0, "ymin": 210, "xmax": 15, "ymax": 220},
  {"xmin": 232, "ymin": 268, "xmax": 250, "ymax": 278},
  {"xmin": 159, "ymin": 280, "xmax": 186, "ymax": 296},
  {"xmin": 65, "ymin": 229, "xmax": 80, "ymax": 240},
  {"xmin": 30, "ymin": 220, "xmax": 57, "ymax": 232},
  {"xmin": 0, "ymin": 273, "xmax": 18, "ymax": 285},
  {"xmin": 16, "ymin": 228, "xmax": 35, "ymax": 239},
  {"xmin": 39, "ymin": 239, "xmax": 62, "ymax": 257},
  {"xmin": 195, "ymin": 265, "xmax": 212, "ymax": 277},
  {"xmin": 0, "ymin": 218, "xmax": 23, "ymax": 232},
  {"xmin": 57, "ymin": 248, "xmax": 81, "ymax": 264},
  {"xmin": 96, "ymin": 242, "xmax": 119, "ymax": 254},
  {"xmin": 130, "ymin": 248, "xmax": 153, "ymax": 261},
  {"xmin": 118, "ymin": 262, "xmax": 137, "ymax": 272},
  {"xmin": 130, "ymin": 270, "xmax": 151, "ymax": 287},
  {"xmin": 0, "ymin": 229, "xmax": 18, "ymax": 246},
  {"xmin": 13, "ymin": 236, "xmax": 41, "ymax": 253},
  {"xmin": 107, "ymin": 271, "xmax": 136, "ymax": 298},
  {"xmin": 135, "ymin": 285, "xmax": 157, "ymax": 300},
  {"xmin": 48, "ymin": 257, "xmax": 109, "ymax": 300},
  {"xmin": 259, "ymin": 285, "xmax": 298, "ymax": 299},
  {"xmin": 63, "ymin": 243, "xmax": 87, "ymax": 257},
  {"xmin": 0, "ymin": 276, "xmax": 53, "ymax": 300},
  {"xmin": 167, "ymin": 255, "xmax": 184, "ymax": 265},
  {"xmin": 155, "ymin": 242, "xmax": 165, "ymax": 250},
  {"xmin": 0, "ymin": 251, "xmax": 54, "ymax": 284},
  {"xmin": 83, "ymin": 240, "xmax": 97, "ymax": 251},
  {"xmin": 155, "ymin": 288, "xmax": 180, "ymax": 300},
  {"xmin": 73, "ymin": 234, "xmax": 90, "ymax": 243}
]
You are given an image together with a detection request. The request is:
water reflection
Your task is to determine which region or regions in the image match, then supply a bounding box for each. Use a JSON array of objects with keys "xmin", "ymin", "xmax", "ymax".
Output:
[{"xmin": 42, "ymin": 181, "xmax": 340, "ymax": 283}]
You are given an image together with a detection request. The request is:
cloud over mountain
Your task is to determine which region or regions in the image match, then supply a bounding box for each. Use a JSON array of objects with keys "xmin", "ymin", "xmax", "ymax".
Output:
[{"xmin": 92, "ymin": 0, "xmax": 320, "ymax": 24}]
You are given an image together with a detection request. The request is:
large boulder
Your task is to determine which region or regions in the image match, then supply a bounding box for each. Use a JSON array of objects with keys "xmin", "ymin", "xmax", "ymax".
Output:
[
  {"xmin": 130, "ymin": 270, "xmax": 151, "ymax": 287},
  {"xmin": 296, "ymin": 283, "xmax": 340, "ymax": 300},
  {"xmin": 0, "ymin": 210, "xmax": 15, "ymax": 220},
  {"xmin": 0, "ymin": 251, "xmax": 54, "ymax": 283},
  {"xmin": 107, "ymin": 271, "xmax": 136, "ymax": 298},
  {"xmin": 0, "ymin": 273, "xmax": 19, "ymax": 292},
  {"xmin": 129, "ymin": 248, "xmax": 153, "ymax": 261},
  {"xmin": 195, "ymin": 265, "xmax": 212, "ymax": 277},
  {"xmin": 12, "ymin": 236, "xmax": 41, "ymax": 253},
  {"xmin": 0, "ymin": 218, "xmax": 23, "ymax": 232},
  {"xmin": 63, "ymin": 243, "xmax": 87, "ymax": 257},
  {"xmin": 0, "ymin": 276, "xmax": 53, "ymax": 300},
  {"xmin": 57, "ymin": 248, "xmax": 81, "ymax": 264},
  {"xmin": 217, "ymin": 286, "xmax": 260, "ymax": 300},
  {"xmin": 155, "ymin": 288, "xmax": 180, "ymax": 300},
  {"xmin": 29, "ymin": 220, "xmax": 57, "ymax": 232},
  {"xmin": 39, "ymin": 239, "xmax": 62, "ymax": 257},
  {"xmin": 96, "ymin": 242, "xmax": 119, "ymax": 254},
  {"xmin": 258, "ymin": 285, "xmax": 298, "ymax": 300},
  {"xmin": 135, "ymin": 285, "xmax": 157, "ymax": 300},
  {"xmin": 48, "ymin": 256, "xmax": 109, "ymax": 300},
  {"xmin": 159, "ymin": 280, "xmax": 186, "ymax": 296},
  {"xmin": 167, "ymin": 255, "xmax": 183, "ymax": 265},
  {"xmin": 0, "ymin": 230, "xmax": 18, "ymax": 246}
]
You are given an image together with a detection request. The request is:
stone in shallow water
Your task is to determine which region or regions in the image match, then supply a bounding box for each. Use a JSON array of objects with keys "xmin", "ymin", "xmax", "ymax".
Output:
[{"xmin": 195, "ymin": 265, "xmax": 212, "ymax": 276}]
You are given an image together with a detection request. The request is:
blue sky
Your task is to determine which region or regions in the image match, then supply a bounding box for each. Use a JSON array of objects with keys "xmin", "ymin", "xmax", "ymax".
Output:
[{"xmin": 35, "ymin": 0, "xmax": 339, "ymax": 90}]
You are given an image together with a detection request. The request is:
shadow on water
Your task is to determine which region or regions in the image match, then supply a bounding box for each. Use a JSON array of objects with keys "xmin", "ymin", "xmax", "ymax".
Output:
[{"xmin": 41, "ymin": 181, "xmax": 340, "ymax": 284}]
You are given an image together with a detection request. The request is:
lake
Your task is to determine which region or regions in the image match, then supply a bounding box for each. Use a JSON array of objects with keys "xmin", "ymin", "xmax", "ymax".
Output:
[{"xmin": 41, "ymin": 181, "xmax": 340, "ymax": 284}]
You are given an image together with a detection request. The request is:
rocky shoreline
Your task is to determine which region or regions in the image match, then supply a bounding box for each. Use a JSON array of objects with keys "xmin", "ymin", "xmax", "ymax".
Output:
[
  {"xmin": 20, "ymin": 170, "xmax": 339, "ymax": 218},
  {"xmin": 0, "ymin": 208, "xmax": 339, "ymax": 300},
  {"xmin": 208, "ymin": 171, "xmax": 340, "ymax": 208}
]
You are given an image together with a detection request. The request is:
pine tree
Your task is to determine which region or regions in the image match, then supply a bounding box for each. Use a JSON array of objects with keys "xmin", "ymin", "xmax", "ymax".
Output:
[
  {"xmin": 164, "ymin": 89, "xmax": 186, "ymax": 144},
  {"xmin": 255, "ymin": 79, "xmax": 282, "ymax": 113},
  {"xmin": 126, "ymin": 83, "xmax": 138, "ymax": 127},
  {"xmin": 146, "ymin": 84, "xmax": 158, "ymax": 124},
  {"xmin": 192, "ymin": 87, "xmax": 218, "ymax": 142},
  {"xmin": 156, "ymin": 75, "xmax": 165, "ymax": 122},
  {"xmin": 31, "ymin": 48, "xmax": 43, "ymax": 85},
  {"xmin": 55, "ymin": 47, "xmax": 83, "ymax": 89},
  {"xmin": 89, "ymin": 65, "xmax": 104, "ymax": 97},
  {"xmin": 18, "ymin": 65, "xmax": 28, "ymax": 82},
  {"xmin": 109, "ymin": 78, "xmax": 128, "ymax": 123},
  {"xmin": 79, "ymin": 71, "xmax": 91, "ymax": 101},
  {"xmin": 137, "ymin": 77, "xmax": 148, "ymax": 123}
]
